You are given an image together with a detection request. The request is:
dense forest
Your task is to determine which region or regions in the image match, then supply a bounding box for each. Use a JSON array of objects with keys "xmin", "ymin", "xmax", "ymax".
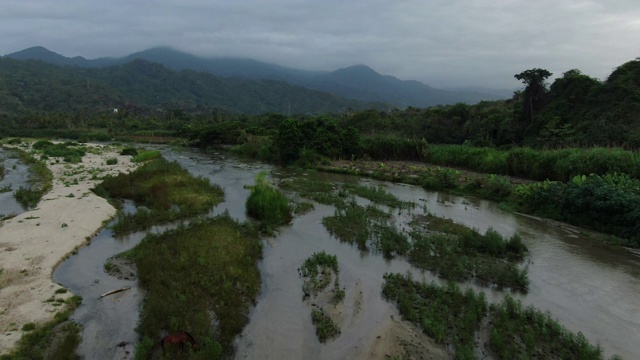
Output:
[{"xmin": 0, "ymin": 57, "xmax": 384, "ymax": 116}]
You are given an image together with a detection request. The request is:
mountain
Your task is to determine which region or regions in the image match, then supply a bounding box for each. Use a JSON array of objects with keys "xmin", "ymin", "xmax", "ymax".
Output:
[
  {"xmin": 5, "ymin": 46, "xmax": 115, "ymax": 67},
  {"xmin": 0, "ymin": 57, "xmax": 383, "ymax": 116},
  {"xmin": 4, "ymin": 46, "xmax": 507, "ymax": 108}
]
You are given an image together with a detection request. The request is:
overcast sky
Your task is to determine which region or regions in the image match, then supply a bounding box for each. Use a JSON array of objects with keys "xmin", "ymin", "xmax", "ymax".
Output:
[{"xmin": 1, "ymin": 0, "xmax": 639, "ymax": 88}]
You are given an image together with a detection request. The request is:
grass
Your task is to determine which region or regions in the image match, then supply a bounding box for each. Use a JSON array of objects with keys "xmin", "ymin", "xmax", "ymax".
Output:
[
  {"xmin": 409, "ymin": 215, "xmax": 529, "ymax": 291},
  {"xmin": 278, "ymin": 177, "xmax": 346, "ymax": 207},
  {"xmin": 105, "ymin": 157, "xmax": 118, "ymax": 165},
  {"xmin": 32, "ymin": 140, "xmax": 86, "ymax": 163},
  {"xmin": 13, "ymin": 150, "xmax": 53, "ymax": 209},
  {"xmin": 0, "ymin": 295, "xmax": 82, "ymax": 360},
  {"xmin": 382, "ymin": 273, "xmax": 612, "ymax": 360},
  {"xmin": 131, "ymin": 149, "xmax": 161, "ymax": 163},
  {"xmin": 93, "ymin": 157, "xmax": 224, "ymax": 234},
  {"xmin": 322, "ymin": 201, "xmax": 408, "ymax": 257},
  {"xmin": 246, "ymin": 172, "xmax": 292, "ymax": 231},
  {"xmin": 342, "ymin": 183, "xmax": 414, "ymax": 208},
  {"xmin": 293, "ymin": 201, "xmax": 315, "ymax": 215},
  {"xmin": 129, "ymin": 214, "xmax": 262, "ymax": 360},
  {"xmin": 299, "ymin": 251, "xmax": 340, "ymax": 300},
  {"xmin": 382, "ymin": 273, "xmax": 486, "ymax": 359},
  {"xmin": 310, "ymin": 308, "xmax": 341, "ymax": 343}
]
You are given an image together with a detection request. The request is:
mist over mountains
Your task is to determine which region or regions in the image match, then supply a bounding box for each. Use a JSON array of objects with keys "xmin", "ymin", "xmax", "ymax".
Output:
[{"xmin": 5, "ymin": 46, "xmax": 511, "ymax": 110}]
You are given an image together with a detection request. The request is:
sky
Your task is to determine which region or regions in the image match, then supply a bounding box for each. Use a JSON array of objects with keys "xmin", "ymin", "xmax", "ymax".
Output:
[{"xmin": 1, "ymin": 0, "xmax": 639, "ymax": 89}]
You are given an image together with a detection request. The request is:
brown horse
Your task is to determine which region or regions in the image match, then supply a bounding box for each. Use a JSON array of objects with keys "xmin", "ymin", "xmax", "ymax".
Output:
[{"xmin": 160, "ymin": 331, "xmax": 197, "ymax": 354}]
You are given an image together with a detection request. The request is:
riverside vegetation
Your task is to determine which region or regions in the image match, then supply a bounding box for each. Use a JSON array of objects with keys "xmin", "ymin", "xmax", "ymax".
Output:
[
  {"xmin": 0, "ymin": 295, "xmax": 83, "ymax": 360},
  {"xmin": 96, "ymin": 158, "xmax": 299, "ymax": 359},
  {"xmin": 382, "ymin": 273, "xmax": 619, "ymax": 360},
  {"xmin": 93, "ymin": 155, "xmax": 223, "ymax": 235},
  {"xmin": 299, "ymin": 252, "xmax": 344, "ymax": 342}
]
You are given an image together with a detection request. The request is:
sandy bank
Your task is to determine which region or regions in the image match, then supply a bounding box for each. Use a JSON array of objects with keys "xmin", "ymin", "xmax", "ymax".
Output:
[{"xmin": 0, "ymin": 143, "xmax": 137, "ymax": 354}]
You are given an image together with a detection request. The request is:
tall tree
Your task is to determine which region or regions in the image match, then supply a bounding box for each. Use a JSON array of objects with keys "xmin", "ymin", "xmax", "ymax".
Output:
[{"xmin": 514, "ymin": 68, "xmax": 553, "ymax": 124}]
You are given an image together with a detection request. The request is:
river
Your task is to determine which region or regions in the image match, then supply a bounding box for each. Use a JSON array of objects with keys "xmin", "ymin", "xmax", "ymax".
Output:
[{"xmin": 45, "ymin": 146, "xmax": 640, "ymax": 359}]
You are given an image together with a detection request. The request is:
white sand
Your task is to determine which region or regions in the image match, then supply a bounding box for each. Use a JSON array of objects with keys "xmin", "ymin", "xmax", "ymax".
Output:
[{"xmin": 0, "ymin": 143, "xmax": 138, "ymax": 354}]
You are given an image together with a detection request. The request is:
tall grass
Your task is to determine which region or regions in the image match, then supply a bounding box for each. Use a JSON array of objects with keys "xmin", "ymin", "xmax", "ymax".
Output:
[
  {"xmin": 362, "ymin": 136, "xmax": 640, "ymax": 181},
  {"xmin": 246, "ymin": 172, "xmax": 292, "ymax": 230},
  {"xmin": 409, "ymin": 215, "xmax": 528, "ymax": 290},
  {"xmin": 13, "ymin": 150, "xmax": 53, "ymax": 209},
  {"xmin": 129, "ymin": 214, "xmax": 262, "ymax": 360},
  {"xmin": 382, "ymin": 274, "xmax": 612, "ymax": 360},
  {"xmin": 94, "ymin": 157, "xmax": 224, "ymax": 234}
]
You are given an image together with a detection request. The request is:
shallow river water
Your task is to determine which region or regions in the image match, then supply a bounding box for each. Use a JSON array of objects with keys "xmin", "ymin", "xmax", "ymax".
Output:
[{"xmin": 46, "ymin": 147, "xmax": 640, "ymax": 359}]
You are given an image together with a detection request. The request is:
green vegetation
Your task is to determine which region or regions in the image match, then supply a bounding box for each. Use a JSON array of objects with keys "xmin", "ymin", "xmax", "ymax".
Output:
[
  {"xmin": 129, "ymin": 214, "xmax": 262, "ymax": 359},
  {"xmin": 12, "ymin": 150, "xmax": 53, "ymax": 209},
  {"xmin": 299, "ymin": 251, "xmax": 340, "ymax": 299},
  {"xmin": 382, "ymin": 273, "xmax": 487, "ymax": 358},
  {"xmin": 105, "ymin": 157, "xmax": 117, "ymax": 165},
  {"xmin": 382, "ymin": 274, "xmax": 612, "ymax": 360},
  {"xmin": 32, "ymin": 140, "xmax": 86, "ymax": 163},
  {"xmin": 293, "ymin": 201, "xmax": 315, "ymax": 215},
  {"xmin": 342, "ymin": 183, "xmax": 414, "ymax": 208},
  {"xmin": 409, "ymin": 214, "xmax": 528, "ymax": 290},
  {"xmin": 310, "ymin": 308, "xmax": 341, "ymax": 343},
  {"xmin": 246, "ymin": 172, "xmax": 292, "ymax": 230},
  {"xmin": 490, "ymin": 295, "xmax": 604, "ymax": 359},
  {"xmin": 93, "ymin": 157, "xmax": 223, "ymax": 234},
  {"xmin": 511, "ymin": 173, "xmax": 640, "ymax": 247},
  {"xmin": 0, "ymin": 296, "xmax": 82, "ymax": 360},
  {"xmin": 278, "ymin": 177, "xmax": 346, "ymax": 207},
  {"xmin": 299, "ymin": 252, "xmax": 344, "ymax": 342},
  {"xmin": 131, "ymin": 149, "xmax": 161, "ymax": 163}
]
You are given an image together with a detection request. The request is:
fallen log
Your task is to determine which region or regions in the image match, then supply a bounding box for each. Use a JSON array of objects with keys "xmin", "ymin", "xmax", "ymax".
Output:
[{"xmin": 100, "ymin": 286, "xmax": 131, "ymax": 298}]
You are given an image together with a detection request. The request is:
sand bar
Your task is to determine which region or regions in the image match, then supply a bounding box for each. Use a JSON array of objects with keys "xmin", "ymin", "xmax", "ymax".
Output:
[{"xmin": 0, "ymin": 143, "xmax": 137, "ymax": 354}]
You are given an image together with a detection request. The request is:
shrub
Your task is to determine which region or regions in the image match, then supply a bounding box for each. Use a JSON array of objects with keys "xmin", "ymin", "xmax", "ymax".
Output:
[
  {"xmin": 105, "ymin": 158, "xmax": 117, "ymax": 165},
  {"xmin": 246, "ymin": 172, "xmax": 292, "ymax": 229}
]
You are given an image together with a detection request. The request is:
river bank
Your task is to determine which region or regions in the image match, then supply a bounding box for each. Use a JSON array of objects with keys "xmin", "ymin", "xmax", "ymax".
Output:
[{"xmin": 0, "ymin": 142, "xmax": 137, "ymax": 354}]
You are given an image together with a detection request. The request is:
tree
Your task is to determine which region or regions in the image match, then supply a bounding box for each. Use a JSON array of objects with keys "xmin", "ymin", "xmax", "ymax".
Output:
[
  {"xmin": 514, "ymin": 68, "xmax": 553, "ymax": 124},
  {"xmin": 276, "ymin": 118, "xmax": 303, "ymax": 163}
]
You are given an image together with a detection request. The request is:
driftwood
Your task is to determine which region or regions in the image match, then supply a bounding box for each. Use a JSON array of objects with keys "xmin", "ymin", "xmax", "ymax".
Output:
[{"xmin": 100, "ymin": 286, "xmax": 131, "ymax": 298}]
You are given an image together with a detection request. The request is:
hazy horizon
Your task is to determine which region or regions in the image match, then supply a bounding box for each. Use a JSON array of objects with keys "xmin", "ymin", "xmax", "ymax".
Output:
[{"xmin": 2, "ymin": 1, "xmax": 638, "ymax": 89}]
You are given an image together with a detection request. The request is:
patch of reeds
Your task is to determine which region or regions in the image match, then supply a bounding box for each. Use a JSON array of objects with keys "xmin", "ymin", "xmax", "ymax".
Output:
[
  {"xmin": 278, "ymin": 177, "xmax": 347, "ymax": 207},
  {"xmin": 322, "ymin": 201, "xmax": 408, "ymax": 257},
  {"xmin": 12, "ymin": 151, "xmax": 53, "ymax": 209},
  {"xmin": 246, "ymin": 172, "xmax": 292, "ymax": 231},
  {"xmin": 130, "ymin": 214, "xmax": 262, "ymax": 359},
  {"xmin": 310, "ymin": 308, "xmax": 341, "ymax": 343},
  {"xmin": 298, "ymin": 252, "xmax": 345, "ymax": 343},
  {"xmin": 383, "ymin": 274, "xmax": 614, "ymax": 360},
  {"xmin": 94, "ymin": 157, "xmax": 224, "ymax": 234},
  {"xmin": 131, "ymin": 149, "xmax": 161, "ymax": 163},
  {"xmin": 342, "ymin": 183, "xmax": 414, "ymax": 209},
  {"xmin": 0, "ymin": 295, "xmax": 82, "ymax": 360},
  {"xmin": 382, "ymin": 273, "xmax": 486, "ymax": 358},
  {"xmin": 299, "ymin": 251, "xmax": 340, "ymax": 300},
  {"xmin": 409, "ymin": 215, "xmax": 528, "ymax": 291},
  {"xmin": 489, "ymin": 295, "xmax": 607, "ymax": 359}
]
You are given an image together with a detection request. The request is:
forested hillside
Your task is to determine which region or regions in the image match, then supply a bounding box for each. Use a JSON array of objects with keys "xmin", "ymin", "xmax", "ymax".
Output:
[
  {"xmin": 0, "ymin": 57, "xmax": 382, "ymax": 116},
  {"xmin": 5, "ymin": 46, "xmax": 507, "ymax": 107}
]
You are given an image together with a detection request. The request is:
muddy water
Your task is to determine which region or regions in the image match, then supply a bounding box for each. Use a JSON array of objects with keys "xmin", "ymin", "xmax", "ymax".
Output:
[
  {"xmin": 0, "ymin": 147, "xmax": 31, "ymax": 216},
  {"xmin": 53, "ymin": 147, "xmax": 640, "ymax": 359}
]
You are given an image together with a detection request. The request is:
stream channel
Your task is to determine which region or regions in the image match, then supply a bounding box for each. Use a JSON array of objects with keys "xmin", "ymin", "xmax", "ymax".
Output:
[{"xmin": 43, "ymin": 146, "xmax": 640, "ymax": 359}]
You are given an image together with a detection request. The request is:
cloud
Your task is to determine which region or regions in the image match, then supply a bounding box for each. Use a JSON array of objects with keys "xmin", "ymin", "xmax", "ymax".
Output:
[{"xmin": 1, "ymin": 0, "xmax": 639, "ymax": 88}]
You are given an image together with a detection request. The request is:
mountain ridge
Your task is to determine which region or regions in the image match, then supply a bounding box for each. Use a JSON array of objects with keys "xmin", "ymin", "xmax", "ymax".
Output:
[{"xmin": 4, "ymin": 46, "xmax": 507, "ymax": 107}]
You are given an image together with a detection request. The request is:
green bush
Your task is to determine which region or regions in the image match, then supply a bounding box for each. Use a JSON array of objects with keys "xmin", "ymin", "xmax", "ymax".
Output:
[
  {"xmin": 246, "ymin": 172, "xmax": 292, "ymax": 229},
  {"xmin": 105, "ymin": 157, "xmax": 118, "ymax": 165}
]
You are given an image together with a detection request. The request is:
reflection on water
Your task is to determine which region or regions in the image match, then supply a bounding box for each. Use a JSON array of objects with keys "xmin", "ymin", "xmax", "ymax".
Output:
[{"xmin": 54, "ymin": 147, "xmax": 640, "ymax": 359}]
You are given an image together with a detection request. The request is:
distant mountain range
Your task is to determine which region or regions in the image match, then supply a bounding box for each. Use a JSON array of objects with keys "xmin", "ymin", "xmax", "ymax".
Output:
[{"xmin": 5, "ymin": 46, "xmax": 511, "ymax": 108}]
